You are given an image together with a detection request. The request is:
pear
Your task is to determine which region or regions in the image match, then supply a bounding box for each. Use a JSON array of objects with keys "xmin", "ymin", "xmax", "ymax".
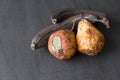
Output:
[
  {"xmin": 76, "ymin": 19, "xmax": 105, "ymax": 56},
  {"xmin": 48, "ymin": 29, "xmax": 76, "ymax": 60}
]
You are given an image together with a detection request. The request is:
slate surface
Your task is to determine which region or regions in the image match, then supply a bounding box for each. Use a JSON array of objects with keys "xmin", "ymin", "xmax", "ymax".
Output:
[{"xmin": 0, "ymin": 0, "xmax": 120, "ymax": 80}]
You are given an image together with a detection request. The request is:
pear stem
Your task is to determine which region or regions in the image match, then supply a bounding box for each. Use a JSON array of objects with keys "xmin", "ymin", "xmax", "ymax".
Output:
[{"xmin": 71, "ymin": 21, "xmax": 75, "ymax": 31}]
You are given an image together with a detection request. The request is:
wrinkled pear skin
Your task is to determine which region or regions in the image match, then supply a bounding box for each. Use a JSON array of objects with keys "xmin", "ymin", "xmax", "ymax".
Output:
[
  {"xmin": 76, "ymin": 19, "xmax": 105, "ymax": 56},
  {"xmin": 48, "ymin": 30, "xmax": 76, "ymax": 60}
]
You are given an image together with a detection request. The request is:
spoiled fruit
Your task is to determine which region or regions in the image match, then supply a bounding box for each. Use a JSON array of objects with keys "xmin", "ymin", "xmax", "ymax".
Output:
[
  {"xmin": 48, "ymin": 30, "xmax": 76, "ymax": 60},
  {"xmin": 76, "ymin": 19, "xmax": 105, "ymax": 56},
  {"xmin": 51, "ymin": 9, "xmax": 110, "ymax": 28}
]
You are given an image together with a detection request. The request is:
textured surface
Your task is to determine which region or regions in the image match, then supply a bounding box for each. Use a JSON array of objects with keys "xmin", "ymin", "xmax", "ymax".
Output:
[{"xmin": 0, "ymin": 0, "xmax": 120, "ymax": 80}]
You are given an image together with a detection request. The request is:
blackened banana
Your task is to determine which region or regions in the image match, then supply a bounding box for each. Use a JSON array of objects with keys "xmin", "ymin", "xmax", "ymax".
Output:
[
  {"xmin": 51, "ymin": 9, "xmax": 110, "ymax": 28},
  {"xmin": 31, "ymin": 15, "xmax": 82, "ymax": 50}
]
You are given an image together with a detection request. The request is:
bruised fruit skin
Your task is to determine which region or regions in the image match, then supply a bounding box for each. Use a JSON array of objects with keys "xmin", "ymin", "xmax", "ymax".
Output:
[
  {"xmin": 48, "ymin": 30, "xmax": 76, "ymax": 60},
  {"xmin": 76, "ymin": 19, "xmax": 105, "ymax": 56}
]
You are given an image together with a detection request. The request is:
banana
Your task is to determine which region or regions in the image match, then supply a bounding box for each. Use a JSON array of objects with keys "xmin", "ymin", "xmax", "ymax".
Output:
[
  {"xmin": 51, "ymin": 9, "xmax": 110, "ymax": 28},
  {"xmin": 31, "ymin": 15, "xmax": 83, "ymax": 50}
]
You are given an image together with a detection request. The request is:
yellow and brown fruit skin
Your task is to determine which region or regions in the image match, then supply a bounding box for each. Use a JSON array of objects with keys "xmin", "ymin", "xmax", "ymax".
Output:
[
  {"xmin": 76, "ymin": 19, "xmax": 105, "ymax": 56},
  {"xmin": 48, "ymin": 30, "xmax": 76, "ymax": 60}
]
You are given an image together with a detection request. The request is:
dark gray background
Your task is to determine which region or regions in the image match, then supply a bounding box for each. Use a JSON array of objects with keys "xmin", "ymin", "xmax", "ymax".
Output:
[{"xmin": 0, "ymin": 0, "xmax": 120, "ymax": 80}]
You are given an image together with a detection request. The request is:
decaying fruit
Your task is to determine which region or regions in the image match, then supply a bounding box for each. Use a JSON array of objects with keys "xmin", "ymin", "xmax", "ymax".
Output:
[
  {"xmin": 51, "ymin": 9, "xmax": 110, "ymax": 28},
  {"xmin": 48, "ymin": 29, "xmax": 76, "ymax": 60},
  {"xmin": 31, "ymin": 9, "xmax": 110, "ymax": 60},
  {"xmin": 76, "ymin": 19, "xmax": 105, "ymax": 56}
]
